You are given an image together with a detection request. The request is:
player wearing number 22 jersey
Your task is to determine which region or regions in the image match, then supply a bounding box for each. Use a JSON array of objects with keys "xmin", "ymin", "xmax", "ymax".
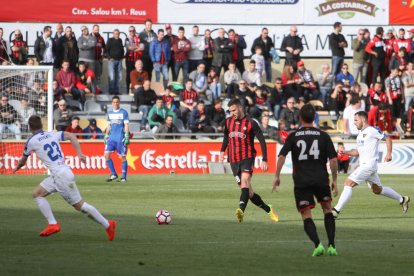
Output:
[
  {"xmin": 14, "ymin": 115, "xmax": 116, "ymax": 240},
  {"xmin": 273, "ymin": 104, "xmax": 338, "ymax": 256}
]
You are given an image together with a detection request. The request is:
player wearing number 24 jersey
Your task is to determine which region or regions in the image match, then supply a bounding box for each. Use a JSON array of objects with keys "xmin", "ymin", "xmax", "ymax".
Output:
[
  {"xmin": 273, "ymin": 104, "xmax": 338, "ymax": 256},
  {"xmin": 14, "ymin": 115, "xmax": 116, "ymax": 240}
]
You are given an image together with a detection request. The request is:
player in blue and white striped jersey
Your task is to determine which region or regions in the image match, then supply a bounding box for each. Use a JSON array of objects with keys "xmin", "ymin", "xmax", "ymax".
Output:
[{"xmin": 104, "ymin": 95, "xmax": 130, "ymax": 182}]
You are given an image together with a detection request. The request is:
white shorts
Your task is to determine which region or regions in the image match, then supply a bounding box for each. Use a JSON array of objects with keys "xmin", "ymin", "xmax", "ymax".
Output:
[
  {"xmin": 40, "ymin": 169, "xmax": 82, "ymax": 205},
  {"xmin": 348, "ymin": 166, "xmax": 382, "ymax": 188}
]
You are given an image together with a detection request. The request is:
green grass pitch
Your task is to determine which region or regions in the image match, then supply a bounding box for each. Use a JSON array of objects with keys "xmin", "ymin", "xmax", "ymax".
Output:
[{"xmin": 0, "ymin": 174, "xmax": 413, "ymax": 275}]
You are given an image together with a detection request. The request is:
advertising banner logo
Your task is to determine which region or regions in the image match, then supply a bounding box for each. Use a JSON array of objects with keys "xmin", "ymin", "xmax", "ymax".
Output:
[
  {"xmin": 0, "ymin": 0, "xmax": 157, "ymax": 23},
  {"xmin": 390, "ymin": 0, "xmax": 414, "ymax": 24}
]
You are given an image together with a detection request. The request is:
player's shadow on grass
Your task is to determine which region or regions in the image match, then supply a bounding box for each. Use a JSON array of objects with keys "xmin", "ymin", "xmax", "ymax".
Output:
[{"xmin": 1, "ymin": 207, "xmax": 414, "ymax": 276}]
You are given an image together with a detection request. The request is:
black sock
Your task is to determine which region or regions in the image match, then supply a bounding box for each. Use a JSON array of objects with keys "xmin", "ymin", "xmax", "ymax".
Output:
[
  {"xmin": 239, "ymin": 188, "xmax": 249, "ymax": 212},
  {"xmin": 303, "ymin": 218, "xmax": 320, "ymax": 247},
  {"xmin": 250, "ymin": 193, "xmax": 271, "ymax": 213},
  {"xmin": 324, "ymin": 213, "xmax": 336, "ymax": 247}
]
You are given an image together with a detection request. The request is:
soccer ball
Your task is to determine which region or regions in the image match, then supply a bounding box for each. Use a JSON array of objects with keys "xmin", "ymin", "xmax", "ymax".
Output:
[{"xmin": 155, "ymin": 210, "xmax": 172, "ymax": 225}]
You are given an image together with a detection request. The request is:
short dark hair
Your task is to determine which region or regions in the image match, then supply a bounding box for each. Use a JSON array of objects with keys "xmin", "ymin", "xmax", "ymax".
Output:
[
  {"xmin": 156, "ymin": 97, "xmax": 163, "ymax": 101},
  {"xmin": 185, "ymin": 78, "xmax": 193, "ymax": 84},
  {"xmin": 334, "ymin": 22, "xmax": 342, "ymax": 29},
  {"xmin": 355, "ymin": 111, "xmax": 368, "ymax": 120},
  {"xmin": 299, "ymin": 104, "xmax": 316, "ymax": 123},
  {"xmin": 338, "ymin": 142, "xmax": 344, "ymax": 146},
  {"xmin": 28, "ymin": 115, "xmax": 42, "ymax": 131},
  {"xmin": 112, "ymin": 95, "xmax": 120, "ymax": 101},
  {"xmin": 178, "ymin": 26, "xmax": 185, "ymax": 32},
  {"xmin": 378, "ymin": 102, "xmax": 388, "ymax": 110},
  {"xmin": 228, "ymin": 29, "xmax": 235, "ymax": 34},
  {"xmin": 43, "ymin": 26, "xmax": 51, "ymax": 32},
  {"xmin": 350, "ymin": 94, "xmax": 360, "ymax": 105},
  {"xmin": 228, "ymin": 98, "xmax": 242, "ymax": 107},
  {"xmin": 198, "ymin": 100, "xmax": 205, "ymax": 105},
  {"xmin": 214, "ymin": 98, "xmax": 222, "ymax": 105},
  {"xmin": 78, "ymin": 61, "xmax": 86, "ymax": 67},
  {"xmin": 275, "ymin": 77, "xmax": 282, "ymax": 82},
  {"xmin": 166, "ymin": 115, "xmax": 174, "ymax": 120},
  {"xmin": 144, "ymin": 18, "xmax": 152, "ymax": 24},
  {"xmin": 72, "ymin": 116, "xmax": 80, "ymax": 122},
  {"xmin": 399, "ymin": 28, "xmax": 405, "ymax": 32},
  {"xmin": 249, "ymin": 60, "xmax": 256, "ymax": 64},
  {"xmin": 376, "ymin": 27, "xmax": 384, "ymax": 35},
  {"xmin": 62, "ymin": 59, "xmax": 70, "ymax": 65},
  {"xmin": 157, "ymin": 29, "xmax": 164, "ymax": 34}
]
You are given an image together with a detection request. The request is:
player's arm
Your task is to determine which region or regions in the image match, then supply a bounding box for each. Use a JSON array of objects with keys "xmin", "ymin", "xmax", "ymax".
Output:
[
  {"xmin": 123, "ymin": 122, "xmax": 130, "ymax": 145},
  {"xmin": 63, "ymin": 131, "xmax": 86, "ymax": 163},
  {"xmin": 252, "ymin": 120, "xmax": 268, "ymax": 171},
  {"xmin": 219, "ymin": 121, "xmax": 229, "ymax": 162},
  {"xmin": 273, "ymin": 155, "xmax": 285, "ymax": 193},
  {"xmin": 13, "ymin": 155, "xmax": 28, "ymax": 173},
  {"xmin": 329, "ymin": 157, "xmax": 338, "ymax": 197},
  {"xmin": 344, "ymin": 149, "xmax": 359, "ymax": 156},
  {"xmin": 326, "ymin": 135, "xmax": 339, "ymax": 197},
  {"xmin": 384, "ymin": 136, "xmax": 392, "ymax": 162}
]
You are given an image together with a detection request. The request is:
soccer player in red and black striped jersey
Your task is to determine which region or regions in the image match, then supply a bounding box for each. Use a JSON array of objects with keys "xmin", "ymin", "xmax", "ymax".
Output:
[
  {"xmin": 273, "ymin": 104, "xmax": 338, "ymax": 256},
  {"xmin": 220, "ymin": 99, "xmax": 279, "ymax": 223}
]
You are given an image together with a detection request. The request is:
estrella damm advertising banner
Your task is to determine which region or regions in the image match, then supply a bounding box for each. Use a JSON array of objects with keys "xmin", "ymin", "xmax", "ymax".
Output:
[
  {"xmin": 0, "ymin": 0, "xmax": 157, "ymax": 23},
  {"xmin": 389, "ymin": 0, "xmax": 414, "ymax": 24},
  {"xmin": 0, "ymin": 141, "xmax": 276, "ymax": 175}
]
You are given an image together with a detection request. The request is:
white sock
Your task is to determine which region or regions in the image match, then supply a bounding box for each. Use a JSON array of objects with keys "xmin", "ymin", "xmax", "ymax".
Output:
[
  {"xmin": 380, "ymin": 186, "xmax": 403, "ymax": 203},
  {"xmin": 334, "ymin": 186, "xmax": 353, "ymax": 212},
  {"xmin": 34, "ymin": 197, "xmax": 57, "ymax": 224},
  {"xmin": 80, "ymin": 202, "xmax": 110, "ymax": 229}
]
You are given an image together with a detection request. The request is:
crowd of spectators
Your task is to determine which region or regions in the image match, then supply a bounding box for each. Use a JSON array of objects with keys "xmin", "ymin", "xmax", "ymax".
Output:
[{"xmin": 1, "ymin": 20, "xmax": 414, "ymax": 141}]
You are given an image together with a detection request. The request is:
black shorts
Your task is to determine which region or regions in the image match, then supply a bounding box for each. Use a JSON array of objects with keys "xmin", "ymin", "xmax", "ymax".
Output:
[
  {"xmin": 294, "ymin": 184, "xmax": 332, "ymax": 212},
  {"xmin": 230, "ymin": 158, "xmax": 255, "ymax": 185}
]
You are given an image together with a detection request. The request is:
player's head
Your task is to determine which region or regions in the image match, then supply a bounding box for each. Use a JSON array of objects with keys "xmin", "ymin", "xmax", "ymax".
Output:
[
  {"xmin": 354, "ymin": 111, "xmax": 368, "ymax": 130},
  {"xmin": 299, "ymin": 104, "xmax": 316, "ymax": 125},
  {"xmin": 28, "ymin": 115, "xmax": 42, "ymax": 132},
  {"xmin": 228, "ymin": 98, "xmax": 244, "ymax": 120},
  {"xmin": 112, "ymin": 96, "xmax": 120, "ymax": 110}
]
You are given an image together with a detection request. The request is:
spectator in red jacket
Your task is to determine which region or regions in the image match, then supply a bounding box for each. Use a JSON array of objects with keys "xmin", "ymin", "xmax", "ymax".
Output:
[
  {"xmin": 368, "ymin": 82, "xmax": 387, "ymax": 106},
  {"xmin": 10, "ymin": 29, "xmax": 28, "ymax": 65},
  {"xmin": 365, "ymin": 27, "xmax": 386, "ymax": 85},
  {"xmin": 337, "ymin": 142, "xmax": 350, "ymax": 173},
  {"xmin": 76, "ymin": 61, "xmax": 95, "ymax": 96},
  {"xmin": 56, "ymin": 59, "xmax": 84, "ymax": 102},
  {"xmin": 65, "ymin": 116, "xmax": 83, "ymax": 139},
  {"xmin": 368, "ymin": 102, "xmax": 393, "ymax": 133},
  {"xmin": 172, "ymin": 26, "xmax": 191, "ymax": 83},
  {"xmin": 393, "ymin": 28, "xmax": 411, "ymax": 54}
]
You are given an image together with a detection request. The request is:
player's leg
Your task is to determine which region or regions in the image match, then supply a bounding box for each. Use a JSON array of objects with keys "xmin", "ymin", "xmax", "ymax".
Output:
[
  {"xmin": 296, "ymin": 187, "xmax": 323, "ymax": 256},
  {"xmin": 317, "ymin": 186, "xmax": 337, "ymax": 256},
  {"xmin": 56, "ymin": 173, "xmax": 116, "ymax": 241},
  {"xmin": 230, "ymin": 162, "xmax": 246, "ymax": 222},
  {"xmin": 104, "ymin": 140, "xmax": 118, "ymax": 181},
  {"xmin": 118, "ymin": 141, "xmax": 128, "ymax": 182},
  {"xmin": 368, "ymin": 173, "xmax": 410, "ymax": 213},
  {"xmin": 333, "ymin": 167, "xmax": 368, "ymax": 217},
  {"xmin": 34, "ymin": 177, "xmax": 60, "ymax": 236}
]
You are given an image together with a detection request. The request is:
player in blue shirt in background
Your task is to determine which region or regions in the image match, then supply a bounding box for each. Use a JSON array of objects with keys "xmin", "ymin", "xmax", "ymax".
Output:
[{"xmin": 104, "ymin": 96, "xmax": 130, "ymax": 182}]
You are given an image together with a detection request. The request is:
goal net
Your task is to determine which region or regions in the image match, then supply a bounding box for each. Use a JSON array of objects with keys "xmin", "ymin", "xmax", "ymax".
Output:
[{"xmin": 0, "ymin": 65, "xmax": 53, "ymax": 175}]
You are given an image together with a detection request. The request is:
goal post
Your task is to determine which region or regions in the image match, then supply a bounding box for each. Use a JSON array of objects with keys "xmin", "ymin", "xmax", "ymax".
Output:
[{"xmin": 0, "ymin": 65, "xmax": 54, "ymax": 175}]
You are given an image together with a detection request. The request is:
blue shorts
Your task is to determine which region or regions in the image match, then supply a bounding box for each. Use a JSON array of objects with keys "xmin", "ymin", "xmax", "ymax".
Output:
[{"xmin": 105, "ymin": 139, "xmax": 127, "ymax": 156}]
